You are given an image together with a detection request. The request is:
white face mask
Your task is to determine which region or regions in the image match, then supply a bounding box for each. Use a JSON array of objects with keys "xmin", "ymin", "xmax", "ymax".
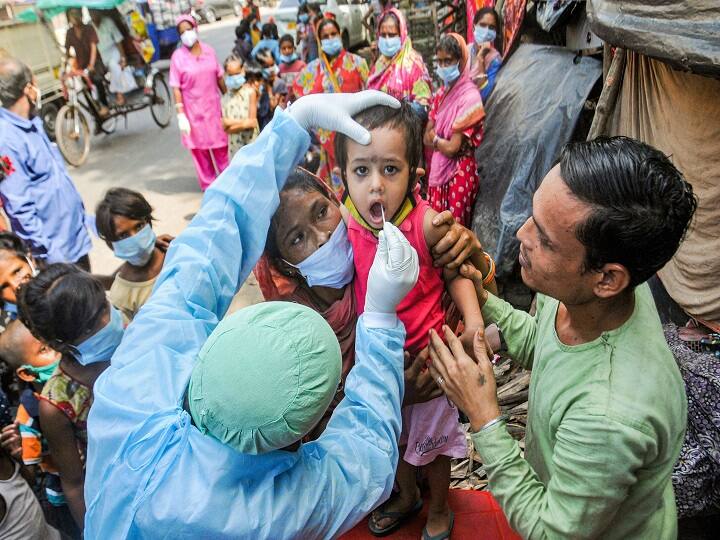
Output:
[
  {"xmin": 284, "ymin": 221, "xmax": 354, "ymax": 289},
  {"xmin": 181, "ymin": 29, "xmax": 198, "ymax": 48}
]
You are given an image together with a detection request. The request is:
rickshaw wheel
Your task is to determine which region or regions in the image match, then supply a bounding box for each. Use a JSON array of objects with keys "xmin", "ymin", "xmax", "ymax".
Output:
[
  {"xmin": 150, "ymin": 74, "xmax": 172, "ymax": 128},
  {"xmin": 55, "ymin": 104, "xmax": 91, "ymax": 167}
]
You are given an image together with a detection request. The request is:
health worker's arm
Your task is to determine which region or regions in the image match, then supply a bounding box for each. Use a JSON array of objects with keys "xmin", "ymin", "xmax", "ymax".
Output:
[{"xmin": 285, "ymin": 315, "xmax": 406, "ymax": 538}]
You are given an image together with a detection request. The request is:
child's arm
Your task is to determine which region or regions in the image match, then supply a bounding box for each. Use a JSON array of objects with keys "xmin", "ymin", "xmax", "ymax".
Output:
[
  {"xmin": 424, "ymin": 208, "xmax": 484, "ymax": 352},
  {"xmin": 222, "ymin": 89, "xmax": 259, "ymax": 133}
]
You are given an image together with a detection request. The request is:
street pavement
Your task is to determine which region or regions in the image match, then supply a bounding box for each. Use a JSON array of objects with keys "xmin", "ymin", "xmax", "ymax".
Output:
[{"xmin": 70, "ymin": 17, "xmax": 263, "ymax": 311}]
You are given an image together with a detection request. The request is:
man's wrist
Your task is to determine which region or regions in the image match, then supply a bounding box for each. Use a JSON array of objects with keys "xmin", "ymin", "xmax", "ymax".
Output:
[{"xmin": 468, "ymin": 404, "xmax": 502, "ymax": 433}]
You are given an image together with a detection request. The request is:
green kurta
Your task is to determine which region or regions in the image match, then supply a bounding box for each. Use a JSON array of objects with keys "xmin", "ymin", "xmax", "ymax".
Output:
[{"xmin": 473, "ymin": 284, "xmax": 685, "ymax": 539}]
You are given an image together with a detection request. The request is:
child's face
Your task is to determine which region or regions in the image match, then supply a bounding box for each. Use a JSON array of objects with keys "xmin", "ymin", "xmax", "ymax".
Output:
[
  {"xmin": 280, "ymin": 41, "xmax": 295, "ymax": 56},
  {"xmin": 274, "ymin": 188, "xmax": 342, "ymax": 266},
  {"xmin": 225, "ymin": 60, "xmax": 243, "ymax": 77},
  {"xmin": 344, "ymin": 126, "xmax": 411, "ymax": 229},
  {"xmin": 0, "ymin": 251, "xmax": 33, "ymax": 304}
]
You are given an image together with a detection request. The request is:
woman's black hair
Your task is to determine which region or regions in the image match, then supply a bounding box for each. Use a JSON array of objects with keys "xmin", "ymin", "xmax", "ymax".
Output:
[
  {"xmin": 473, "ymin": 7, "xmax": 503, "ymax": 54},
  {"xmin": 437, "ymin": 34, "xmax": 462, "ymax": 61},
  {"xmin": 95, "ymin": 188, "xmax": 154, "ymax": 247},
  {"xmin": 17, "ymin": 263, "xmax": 107, "ymax": 357},
  {"xmin": 0, "ymin": 232, "xmax": 30, "ymax": 261},
  {"xmin": 279, "ymin": 34, "xmax": 294, "ymax": 48},
  {"xmin": 261, "ymin": 22, "xmax": 279, "ymax": 40},
  {"xmin": 317, "ymin": 18, "xmax": 341, "ymax": 39},
  {"xmin": 265, "ymin": 168, "xmax": 335, "ymax": 265},
  {"xmin": 244, "ymin": 60, "xmax": 264, "ymax": 82}
]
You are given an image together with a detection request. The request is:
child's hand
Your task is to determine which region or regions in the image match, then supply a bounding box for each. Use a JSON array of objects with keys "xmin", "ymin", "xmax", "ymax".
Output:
[
  {"xmin": 460, "ymin": 263, "xmax": 489, "ymax": 308},
  {"xmin": 0, "ymin": 422, "xmax": 22, "ymax": 461}
]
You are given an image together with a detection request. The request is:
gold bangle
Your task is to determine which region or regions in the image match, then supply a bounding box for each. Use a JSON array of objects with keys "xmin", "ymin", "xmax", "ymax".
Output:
[{"xmin": 482, "ymin": 252, "xmax": 496, "ymax": 286}]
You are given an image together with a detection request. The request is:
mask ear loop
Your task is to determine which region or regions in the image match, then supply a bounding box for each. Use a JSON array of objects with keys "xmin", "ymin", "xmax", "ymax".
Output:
[{"xmin": 24, "ymin": 255, "xmax": 39, "ymax": 278}]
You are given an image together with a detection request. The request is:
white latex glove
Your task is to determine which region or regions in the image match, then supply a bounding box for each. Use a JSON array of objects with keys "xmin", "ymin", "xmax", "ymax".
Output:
[
  {"xmin": 288, "ymin": 90, "xmax": 400, "ymax": 144},
  {"xmin": 177, "ymin": 112, "xmax": 191, "ymax": 136},
  {"xmin": 365, "ymin": 221, "xmax": 419, "ymax": 326}
]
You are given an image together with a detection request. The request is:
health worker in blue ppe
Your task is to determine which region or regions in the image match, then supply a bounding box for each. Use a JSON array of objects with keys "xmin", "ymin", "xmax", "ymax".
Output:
[{"xmin": 83, "ymin": 90, "xmax": 424, "ymax": 539}]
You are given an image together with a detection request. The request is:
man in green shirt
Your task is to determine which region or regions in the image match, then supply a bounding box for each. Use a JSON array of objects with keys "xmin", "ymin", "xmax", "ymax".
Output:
[{"xmin": 427, "ymin": 137, "xmax": 697, "ymax": 539}]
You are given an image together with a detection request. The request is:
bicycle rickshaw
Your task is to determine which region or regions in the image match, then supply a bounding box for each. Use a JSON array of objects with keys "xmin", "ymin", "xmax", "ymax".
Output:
[{"xmin": 35, "ymin": 0, "xmax": 173, "ymax": 166}]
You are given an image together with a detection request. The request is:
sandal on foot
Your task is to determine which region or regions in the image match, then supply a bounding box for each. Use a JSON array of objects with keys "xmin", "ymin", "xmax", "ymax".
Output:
[
  {"xmin": 368, "ymin": 497, "xmax": 424, "ymax": 537},
  {"xmin": 422, "ymin": 511, "xmax": 455, "ymax": 540}
]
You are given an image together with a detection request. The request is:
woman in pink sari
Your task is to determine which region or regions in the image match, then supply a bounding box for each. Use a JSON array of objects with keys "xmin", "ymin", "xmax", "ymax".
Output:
[
  {"xmin": 424, "ymin": 33, "xmax": 485, "ymax": 227},
  {"xmin": 367, "ymin": 8, "xmax": 432, "ymax": 110}
]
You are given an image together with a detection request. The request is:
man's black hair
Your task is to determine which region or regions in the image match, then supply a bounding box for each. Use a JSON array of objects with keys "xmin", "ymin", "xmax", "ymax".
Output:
[
  {"xmin": 18, "ymin": 263, "xmax": 107, "ymax": 359},
  {"xmin": 334, "ymin": 101, "xmax": 423, "ymax": 190},
  {"xmin": 559, "ymin": 136, "xmax": 697, "ymax": 288},
  {"xmin": 265, "ymin": 168, "xmax": 335, "ymax": 268},
  {"xmin": 0, "ymin": 231, "xmax": 30, "ymax": 260},
  {"xmin": 0, "ymin": 56, "xmax": 32, "ymax": 108},
  {"xmin": 95, "ymin": 187, "xmax": 155, "ymax": 247}
]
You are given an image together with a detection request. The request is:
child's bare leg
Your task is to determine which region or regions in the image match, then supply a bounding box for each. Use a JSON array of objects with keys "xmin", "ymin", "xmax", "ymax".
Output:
[
  {"xmin": 372, "ymin": 455, "xmax": 419, "ymax": 530},
  {"xmin": 424, "ymin": 455, "xmax": 452, "ymax": 536}
]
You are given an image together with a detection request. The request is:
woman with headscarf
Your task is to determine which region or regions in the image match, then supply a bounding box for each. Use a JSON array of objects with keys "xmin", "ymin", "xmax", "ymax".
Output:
[
  {"xmin": 469, "ymin": 7, "xmax": 503, "ymax": 102},
  {"xmin": 367, "ymin": 8, "xmax": 432, "ymax": 113},
  {"xmin": 423, "ymin": 34, "xmax": 485, "ymax": 228},
  {"xmin": 292, "ymin": 16, "xmax": 368, "ymax": 194},
  {"xmin": 169, "ymin": 15, "xmax": 229, "ymax": 191}
]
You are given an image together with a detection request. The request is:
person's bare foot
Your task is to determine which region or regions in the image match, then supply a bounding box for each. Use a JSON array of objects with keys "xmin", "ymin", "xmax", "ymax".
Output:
[
  {"xmin": 98, "ymin": 106, "xmax": 110, "ymax": 118},
  {"xmin": 423, "ymin": 505, "xmax": 451, "ymax": 538},
  {"xmin": 371, "ymin": 487, "xmax": 421, "ymax": 531}
]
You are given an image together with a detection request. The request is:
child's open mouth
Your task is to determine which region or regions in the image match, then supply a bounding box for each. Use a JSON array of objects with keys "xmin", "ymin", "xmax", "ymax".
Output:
[{"xmin": 369, "ymin": 202, "xmax": 385, "ymax": 224}]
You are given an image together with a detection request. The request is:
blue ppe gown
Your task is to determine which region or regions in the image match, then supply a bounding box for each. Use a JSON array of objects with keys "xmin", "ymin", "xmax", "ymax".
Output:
[{"xmin": 84, "ymin": 110, "xmax": 406, "ymax": 539}]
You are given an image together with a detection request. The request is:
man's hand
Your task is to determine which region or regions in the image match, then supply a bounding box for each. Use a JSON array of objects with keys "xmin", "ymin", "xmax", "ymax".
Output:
[
  {"xmin": 459, "ymin": 262, "xmax": 489, "ymax": 308},
  {"xmin": 403, "ymin": 349, "xmax": 442, "ymax": 406},
  {"xmin": 288, "ymin": 90, "xmax": 400, "ymax": 144},
  {"xmin": 427, "ymin": 325, "xmax": 501, "ymax": 432},
  {"xmin": 0, "ymin": 422, "xmax": 22, "ymax": 461},
  {"xmin": 430, "ymin": 212, "xmax": 482, "ymax": 269}
]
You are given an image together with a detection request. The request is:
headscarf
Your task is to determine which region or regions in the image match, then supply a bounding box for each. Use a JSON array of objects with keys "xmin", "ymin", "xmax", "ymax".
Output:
[
  {"xmin": 175, "ymin": 14, "xmax": 197, "ymax": 32},
  {"xmin": 367, "ymin": 9, "xmax": 432, "ymax": 107},
  {"xmin": 428, "ymin": 33, "xmax": 485, "ymax": 188}
]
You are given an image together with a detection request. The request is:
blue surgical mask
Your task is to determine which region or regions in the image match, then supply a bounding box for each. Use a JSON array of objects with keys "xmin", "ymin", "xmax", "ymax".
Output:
[
  {"xmin": 321, "ymin": 37, "xmax": 343, "ymax": 57},
  {"xmin": 4, "ymin": 301, "xmax": 17, "ymax": 319},
  {"xmin": 112, "ymin": 223, "xmax": 156, "ymax": 267},
  {"xmin": 19, "ymin": 360, "xmax": 60, "ymax": 384},
  {"xmin": 75, "ymin": 305, "xmax": 124, "ymax": 365},
  {"xmin": 436, "ymin": 63, "xmax": 460, "ymax": 85},
  {"xmin": 378, "ymin": 36, "xmax": 402, "ymax": 58},
  {"xmin": 280, "ymin": 53, "xmax": 298, "ymax": 64},
  {"xmin": 299, "ymin": 14, "xmax": 309, "ymax": 23},
  {"xmin": 225, "ymin": 73, "xmax": 246, "ymax": 90},
  {"xmin": 474, "ymin": 26, "xmax": 496, "ymax": 45},
  {"xmin": 285, "ymin": 221, "xmax": 354, "ymax": 289}
]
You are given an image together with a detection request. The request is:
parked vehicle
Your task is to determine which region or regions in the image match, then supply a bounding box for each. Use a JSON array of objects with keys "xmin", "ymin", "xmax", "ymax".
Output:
[
  {"xmin": 269, "ymin": 0, "xmax": 370, "ymax": 49},
  {"xmin": 192, "ymin": 0, "xmax": 243, "ymax": 24},
  {"xmin": 0, "ymin": 10, "xmax": 65, "ymax": 140}
]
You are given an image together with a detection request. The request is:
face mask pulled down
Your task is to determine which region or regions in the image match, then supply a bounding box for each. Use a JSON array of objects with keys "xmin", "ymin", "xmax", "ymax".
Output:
[{"xmin": 285, "ymin": 221, "xmax": 354, "ymax": 289}]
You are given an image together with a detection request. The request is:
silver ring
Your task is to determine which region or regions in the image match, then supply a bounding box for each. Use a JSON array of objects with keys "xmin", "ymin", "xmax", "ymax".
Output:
[{"xmin": 437, "ymin": 376, "xmax": 444, "ymax": 386}]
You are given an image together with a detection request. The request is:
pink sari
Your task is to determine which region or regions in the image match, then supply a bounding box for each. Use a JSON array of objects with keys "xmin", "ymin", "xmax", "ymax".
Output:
[
  {"xmin": 367, "ymin": 9, "xmax": 433, "ymax": 107},
  {"xmin": 428, "ymin": 33, "xmax": 485, "ymax": 188}
]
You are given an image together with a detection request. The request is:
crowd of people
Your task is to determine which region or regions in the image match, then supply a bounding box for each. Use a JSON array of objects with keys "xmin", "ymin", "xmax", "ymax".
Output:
[{"xmin": 0, "ymin": 2, "xmax": 713, "ymax": 539}]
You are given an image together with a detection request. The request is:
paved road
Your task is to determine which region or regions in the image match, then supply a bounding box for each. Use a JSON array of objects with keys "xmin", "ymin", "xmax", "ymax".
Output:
[{"xmin": 71, "ymin": 17, "xmax": 263, "ymax": 310}]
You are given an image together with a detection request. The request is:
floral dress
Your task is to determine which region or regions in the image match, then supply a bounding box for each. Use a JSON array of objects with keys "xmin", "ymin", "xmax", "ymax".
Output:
[{"xmin": 221, "ymin": 85, "xmax": 259, "ymax": 157}]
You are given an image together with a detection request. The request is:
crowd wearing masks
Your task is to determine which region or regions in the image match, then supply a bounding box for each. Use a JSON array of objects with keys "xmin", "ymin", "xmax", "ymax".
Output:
[{"xmin": 0, "ymin": 3, "xmax": 713, "ymax": 540}]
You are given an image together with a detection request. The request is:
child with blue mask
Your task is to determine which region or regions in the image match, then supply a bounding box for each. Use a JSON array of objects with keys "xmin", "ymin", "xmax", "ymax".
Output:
[
  {"xmin": 17, "ymin": 263, "xmax": 120, "ymax": 529},
  {"xmin": 278, "ymin": 34, "xmax": 305, "ymax": 95},
  {"xmin": 222, "ymin": 55, "xmax": 260, "ymax": 156},
  {"xmin": 96, "ymin": 188, "xmax": 173, "ymax": 321},
  {"xmin": 0, "ymin": 232, "xmax": 39, "ymax": 329}
]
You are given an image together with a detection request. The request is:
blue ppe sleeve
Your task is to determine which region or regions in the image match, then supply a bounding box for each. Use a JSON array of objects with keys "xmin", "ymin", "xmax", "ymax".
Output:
[{"xmin": 83, "ymin": 110, "xmax": 407, "ymax": 540}]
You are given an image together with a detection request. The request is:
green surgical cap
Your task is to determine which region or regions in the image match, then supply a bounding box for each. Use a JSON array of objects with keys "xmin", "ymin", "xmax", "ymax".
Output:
[{"xmin": 188, "ymin": 301, "xmax": 341, "ymax": 454}]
